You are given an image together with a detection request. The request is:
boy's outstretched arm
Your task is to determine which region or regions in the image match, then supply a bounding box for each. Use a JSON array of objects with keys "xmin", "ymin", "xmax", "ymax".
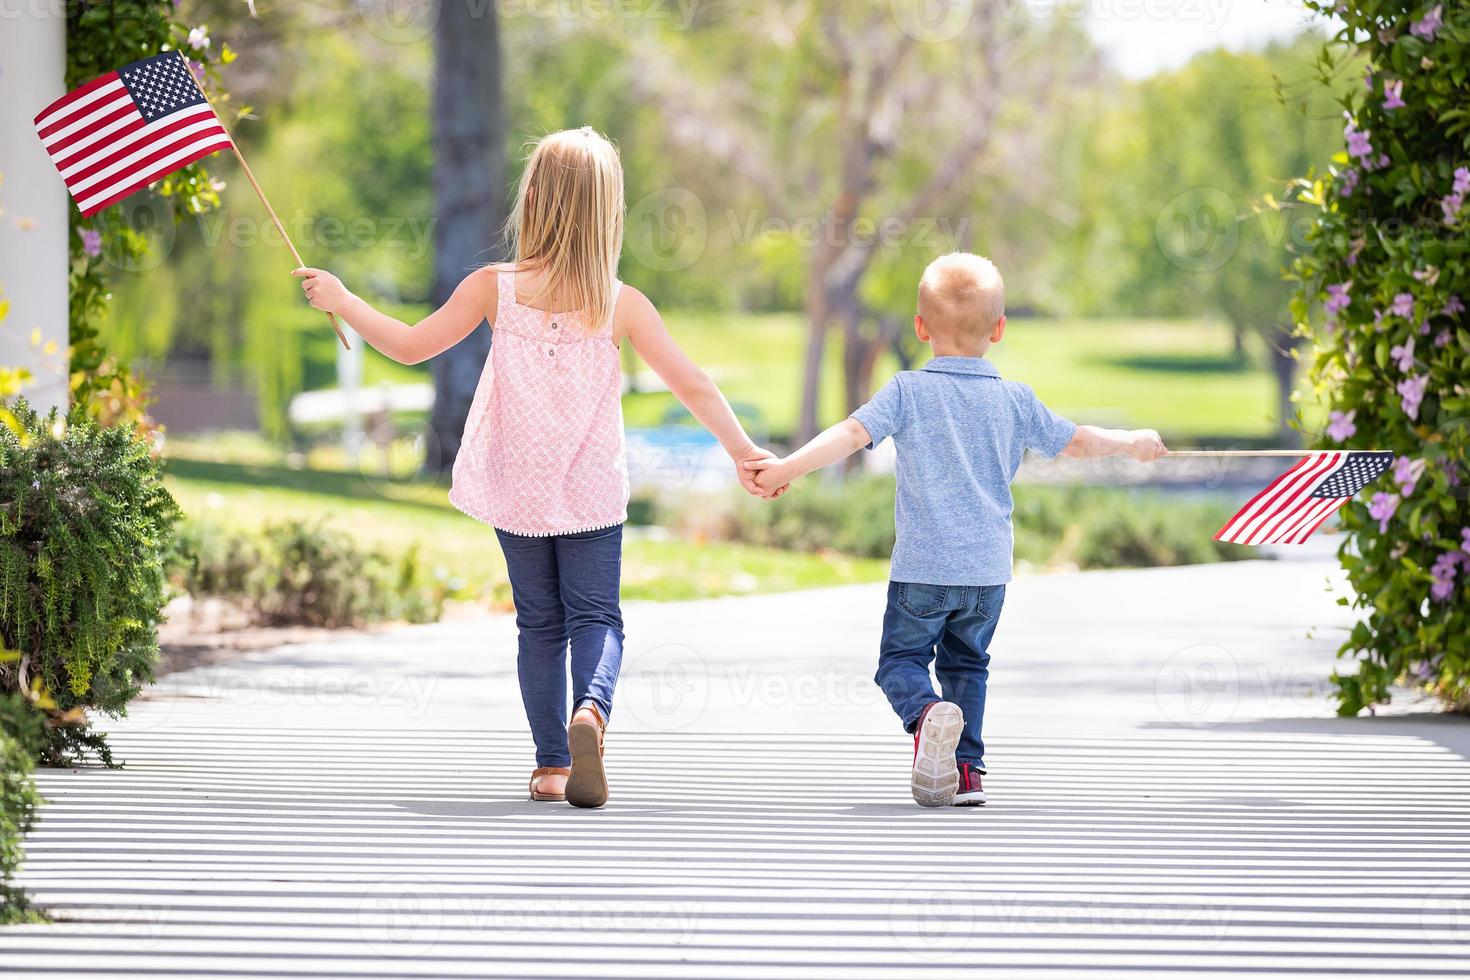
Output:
[
  {"xmin": 1062, "ymin": 425, "xmax": 1168, "ymax": 461},
  {"xmin": 294, "ymin": 267, "xmax": 492, "ymax": 365},
  {"xmin": 743, "ymin": 417, "xmax": 872, "ymax": 493}
]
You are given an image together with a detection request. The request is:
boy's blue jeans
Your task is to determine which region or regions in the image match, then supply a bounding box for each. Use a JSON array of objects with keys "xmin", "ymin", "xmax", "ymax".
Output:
[
  {"xmin": 495, "ymin": 524, "xmax": 624, "ymax": 768},
  {"xmin": 875, "ymin": 581, "xmax": 1006, "ymax": 770}
]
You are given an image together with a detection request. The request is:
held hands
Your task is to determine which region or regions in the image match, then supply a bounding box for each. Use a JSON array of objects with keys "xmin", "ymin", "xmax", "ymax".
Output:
[
  {"xmin": 737, "ymin": 446, "xmax": 789, "ymax": 499},
  {"xmin": 1128, "ymin": 429, "xmax": 1168, "ymax": 463},
  {"xmin": 742, "ymin": 454, "xmax": 792, "ymax": 497},
  {"xmin": 292, "ymin": 268, "xmax": 351, "ymax": 315}
]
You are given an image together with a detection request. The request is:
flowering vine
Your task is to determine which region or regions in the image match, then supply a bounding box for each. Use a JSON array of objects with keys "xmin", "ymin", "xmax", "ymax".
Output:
[{"xmin": 1291, "ymin": 1, "xmax": 1469, "ymax": 713}]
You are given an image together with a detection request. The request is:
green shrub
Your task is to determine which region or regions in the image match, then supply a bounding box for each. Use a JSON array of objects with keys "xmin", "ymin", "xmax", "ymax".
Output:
[
  {"xmin": 691, "ymin": 476, "xmax": 1251, "ymax": 571},
  {"xmin": 707, "ymin": 475, "xmax": 899, "ymax": 558},
  {"xmin": 1073, "ymin": 497, "xmax": 1253, "ymax": 569},
  {"xmin": 0, "ymin": 400, "xmax": 178, "ymax": 766},
  {"xmin": 1291, "ymin": 1, "xmax": 1469, "ymax": 714},
  {"xmin": 0, "ymin": 695, "xmax": 42, "ymax": 923},
  {"xmin": 173, "ymin": 519, "xmax": 448, "ymax": 628}
]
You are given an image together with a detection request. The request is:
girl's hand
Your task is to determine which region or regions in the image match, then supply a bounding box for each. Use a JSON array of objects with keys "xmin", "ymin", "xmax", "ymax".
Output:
[{"xmin": 292, "ymin": 268, "xmax": 352, "ymax": 315}]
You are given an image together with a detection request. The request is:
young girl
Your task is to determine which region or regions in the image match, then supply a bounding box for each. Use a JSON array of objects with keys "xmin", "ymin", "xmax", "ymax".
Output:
[{"xmin": 294, "ymin": 128, "xmax": 778, "ymax": 808}]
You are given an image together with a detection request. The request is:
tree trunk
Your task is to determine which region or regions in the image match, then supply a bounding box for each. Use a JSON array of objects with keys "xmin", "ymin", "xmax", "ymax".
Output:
[
  {"xmin": 798, "ymin": 278, "xmax": 830, "ymax": 443},
  {"xmin": 1268, "ymin": 329, "xmax": 1302, "ymax": 448},
  {"xmin": 426, "ymin": 0, "xmax": 506, "ymax": 474}
]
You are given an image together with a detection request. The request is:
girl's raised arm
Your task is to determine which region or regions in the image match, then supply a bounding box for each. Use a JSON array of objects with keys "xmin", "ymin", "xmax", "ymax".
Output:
[
  {"xmin": 293, "ymin": 266, "xmax": 496, "ymax": 365},
  {"xmin": 617, "ymin": 285, "xmax": 781, "ymax": 498}
]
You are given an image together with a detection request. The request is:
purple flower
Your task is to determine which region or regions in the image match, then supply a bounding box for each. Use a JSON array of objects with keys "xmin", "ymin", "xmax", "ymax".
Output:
[
  {"xmin": 1326, "ymin": 409, "xmax": 1357, "ymax": 443},
  {"xmin": 1411, "ymin": 4, "xmax": 1443, "ymax": 41},
  {"xmin": 1430, "ymin": 550, "xmax": 1461, "ymax": 603},
  {"xmin": 79, "ymin": 228, "xmax": 102, "ymax": 258},
  {"xmin": 1345, "ymin": 120, "xmax": 1374, "ymax": 160},
  {"xmin": 1392, "ymin": 455, "xmax": 1420, "ymax": 496},
  {"xmin": 1324, "ymin": 281, "xmax": 1352, "ymax": 316},
  {"xmin": 1383, "ymin": 79, "xmax": 1405, "ymax": 110},
  {"xmin": 1445, "ymin": 295, "xmax": 1466, "ymax": 317},
  {"xmin": 1435, "ymin": 329, "xmax": 1451, "ymax": 347},
  {"xmin": 1368, "ymin": 492, "xmax": 1399, "ymax": 533},
  {"xmin": 1431, "ymin": 565, "xmax": 1457, "ymax": 602},
  {"xmin": 1390, "ymin": 293, "xmax": 1415, "ymax": 319},
  {"xmin": 1390, "ymin": 336, "xmax": 1415, "ymax": 372},
  {"xmin": 1397, "ymin": 374, "xmax": 1428, "ymax": 420},
  {"xmin": 1461, "ymin": 527, "xmax": 1470, "ymax": 555},
  {"xmin": 1339, "ymin": 168, "xmax": 1361, "ymax": 198},
  {"xmin": 1455, "ymin": 167, "xmax": 1470, "ymax": 195},
  {"xmin": 1445, "ymin": 192, "xmax": 1465, "ymax": 226}
]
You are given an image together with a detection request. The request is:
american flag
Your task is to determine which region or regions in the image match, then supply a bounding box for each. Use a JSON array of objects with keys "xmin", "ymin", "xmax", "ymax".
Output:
[
  {"xmin": 33, "ymin": 52, "xmax": 232, "ymax": 218},
  {"xmin": 1215, "ymin": 451, "xmax": 1395, "ymax": 545}
]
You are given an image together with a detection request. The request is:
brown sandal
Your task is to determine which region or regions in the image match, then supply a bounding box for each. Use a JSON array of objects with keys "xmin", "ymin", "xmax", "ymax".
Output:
[
  {"xmin": 565, "ymin": 703, "xmax": 608, "ymax": 809},
  {"xmin": 528, "ymin": 766, "xmax": 570, "ymax": 802}
]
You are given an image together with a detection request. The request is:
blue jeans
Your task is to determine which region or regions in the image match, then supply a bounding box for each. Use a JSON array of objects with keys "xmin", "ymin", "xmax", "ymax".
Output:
[
  {"xmin": 495, "ymin": 524, "xmax": 624, "ymax": 768},
  {"xmin": 874, "ymin": 581, "xmax": 1005, "ymax": 770}
]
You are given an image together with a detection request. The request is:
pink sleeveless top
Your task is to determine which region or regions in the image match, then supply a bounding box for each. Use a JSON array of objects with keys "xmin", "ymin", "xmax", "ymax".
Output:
[{"xmin": 448, "ymin": 268, "xmax": 629, "ymax": 537}]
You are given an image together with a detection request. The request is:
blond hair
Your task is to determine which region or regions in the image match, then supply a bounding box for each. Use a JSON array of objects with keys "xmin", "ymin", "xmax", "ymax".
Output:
[
  {"xmin": 917, "ymin": 252, "xmax": 1005, "ymax": 339},
  {"xmin": 504, "ymin": 127, "xmax": 625, "ymax": 331}
]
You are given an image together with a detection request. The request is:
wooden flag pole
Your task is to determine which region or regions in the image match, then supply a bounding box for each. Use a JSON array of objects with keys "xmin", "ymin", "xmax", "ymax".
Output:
[
  {"xmin": 1165, "ymin": 450, "xmax": 1376, "ymax": 457},
  {"xmin": 182, "ymin": 55, "xmax": 349, "ymax": 350}
]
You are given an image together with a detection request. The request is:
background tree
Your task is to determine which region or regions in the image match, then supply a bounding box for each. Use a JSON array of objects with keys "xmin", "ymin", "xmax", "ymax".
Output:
[
  {"xmin": 623, "ymin": 0, "xmax": 1098, "ymax": 439},
  {"xmin": 426, "ymin": 0, "xmax": 506, "ymax": 473},
  {"xmin": 1065, "ymin": 40, "xmax": 1345, "ymax": 441}
]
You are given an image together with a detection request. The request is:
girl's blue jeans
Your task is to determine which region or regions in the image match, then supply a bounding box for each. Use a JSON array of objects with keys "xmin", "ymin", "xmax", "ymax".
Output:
[
  {"xmin": 495, "ymin": 523, "xmax": 624, "ymax": 768},
  {"xmin": 874, "ymin": 581, "xmax": 1006, "ymax": 770}
]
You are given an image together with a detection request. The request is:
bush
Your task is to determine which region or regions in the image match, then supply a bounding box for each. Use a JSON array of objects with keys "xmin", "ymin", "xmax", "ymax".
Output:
[
  {"xmin": 0, "ymin": 400, "xmax": 178, "ymax": 766},
  {"xmin": 689, "ymin": 476, "xmax": 1251, "ymax": 570},
  {"xmin": 1291, "ymin": 2, "xmax": 1469, "ymax": 714},
  {"xmin": 172, "ymin": 519, "xmax": 448, "ymax": 628},
  {"xmin": 0, "ymin": 695, "xmax": 42, "ymax": 923}
]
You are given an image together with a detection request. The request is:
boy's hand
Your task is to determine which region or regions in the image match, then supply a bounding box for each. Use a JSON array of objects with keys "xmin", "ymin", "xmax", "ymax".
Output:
[
  {"xmin": 743, "ymin": 455, "xmax": 792, "ymax": 496},
  {"xmin": 737, "ymin": 446, "xmax": 788, "ymax": 498},
  {"xmin": 1128, "ymin": 429, "xmax": 1168, "ymax": 462},
  {"xmin": 293, "ymin": 268, "xmax": 352, "ymax": 315}
]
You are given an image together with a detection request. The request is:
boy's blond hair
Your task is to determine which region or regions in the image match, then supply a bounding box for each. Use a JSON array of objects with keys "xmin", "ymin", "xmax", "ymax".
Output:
[
  {"xmin": 505, "ymin": 127, "xmax": 625, "ymax": 332},
  {"xmin": 918, "ymin": 252, "xmax": 1005, "ymax": 339}
]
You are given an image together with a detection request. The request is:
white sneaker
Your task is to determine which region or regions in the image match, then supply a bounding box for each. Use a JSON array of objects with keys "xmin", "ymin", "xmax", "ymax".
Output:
[{"xmin": 911, "ymin": 701, "xmax": 963, "ymax": 807}]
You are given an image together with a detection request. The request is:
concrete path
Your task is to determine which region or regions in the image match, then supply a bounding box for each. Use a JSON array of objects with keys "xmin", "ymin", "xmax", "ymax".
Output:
[{"xmin": 3, "ymin": 560, "xmax": 1469, "ymax": 977}]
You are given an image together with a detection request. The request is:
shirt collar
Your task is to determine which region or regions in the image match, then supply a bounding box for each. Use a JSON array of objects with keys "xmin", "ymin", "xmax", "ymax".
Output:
[{"xmin": 921, "ymin": 356, "xmax": 1001, "ymax": 378}]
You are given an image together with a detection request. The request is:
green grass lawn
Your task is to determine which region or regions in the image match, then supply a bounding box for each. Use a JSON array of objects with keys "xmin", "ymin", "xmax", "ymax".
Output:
[
  {"xmin": 164, "ymin": 450, "xmax": 888, "ymax": 603},
  {"xmin": 314, "ymin": 306, "xmax": 1306, "ymax": 441}
]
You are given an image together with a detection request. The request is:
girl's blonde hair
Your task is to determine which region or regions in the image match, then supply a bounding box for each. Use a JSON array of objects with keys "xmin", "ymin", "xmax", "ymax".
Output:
[{"xmin": 504, "ymin": 127, "xmax": 625, "ymax": 331}]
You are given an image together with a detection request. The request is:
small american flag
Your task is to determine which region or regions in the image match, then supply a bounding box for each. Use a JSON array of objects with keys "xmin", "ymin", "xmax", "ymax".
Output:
[
  {"xmin": 33, "ymin": 52, "xmax": 232, "ymax": 218},
  {"xmin": 1215, "ymin": 451, "xmax": 1395, "ymax": 545}
]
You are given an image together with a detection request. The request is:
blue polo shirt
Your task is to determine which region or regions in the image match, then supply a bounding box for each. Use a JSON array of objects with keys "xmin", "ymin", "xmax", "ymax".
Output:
[{"xmin": 850, "ymin": 356, "xmax": 1076, "ymax": 586}]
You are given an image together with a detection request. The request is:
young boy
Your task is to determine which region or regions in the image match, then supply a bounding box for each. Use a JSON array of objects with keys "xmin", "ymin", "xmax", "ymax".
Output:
[{"xmin": 746, "ymin": 253, "xmax": 1166, "ymax": 807}]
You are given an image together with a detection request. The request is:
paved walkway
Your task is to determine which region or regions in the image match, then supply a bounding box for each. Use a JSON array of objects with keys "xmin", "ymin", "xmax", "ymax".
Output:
[{"xmin": 4, "ymin": 560, "xmax": 1469, "ymax": 977}]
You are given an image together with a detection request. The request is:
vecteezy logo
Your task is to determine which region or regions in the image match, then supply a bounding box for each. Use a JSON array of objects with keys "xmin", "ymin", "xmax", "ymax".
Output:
[
  {"xmin": 1154, "ymin": 644, "xmax": 1240, "ymax": 727},
  {"xmin": 1155, "ymin": 187, "xmax": 1240, "ymax": 272},
  {"xmin": 356, "ymin": 0, "xmax": 439, "ymax": 44},
  {"xmin": 625, "ymin": 188, "xmax": 708, "ymax": 272},
  {"xmin": 889, "ymin": 0, "xmax": 974, "ymax": 43},
  {"xmin": 619, "ymin": 643, "xmax": 709, "ymax": 731}
]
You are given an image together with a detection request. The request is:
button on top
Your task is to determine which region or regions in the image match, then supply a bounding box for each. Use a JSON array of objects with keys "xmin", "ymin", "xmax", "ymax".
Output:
[
  {"xmin": 551, "ymin": 322, "xmax": 560, "ymax": 330},
  {"xmin": 548, "ymin": 349, "xmax": 555, "ymax": 357}
]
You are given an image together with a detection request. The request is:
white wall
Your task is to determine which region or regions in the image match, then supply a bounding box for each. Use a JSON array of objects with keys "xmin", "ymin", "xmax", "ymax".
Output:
[{"xmin": 0, "ymin": 5, "xmax": 69, "ymax": 413}]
